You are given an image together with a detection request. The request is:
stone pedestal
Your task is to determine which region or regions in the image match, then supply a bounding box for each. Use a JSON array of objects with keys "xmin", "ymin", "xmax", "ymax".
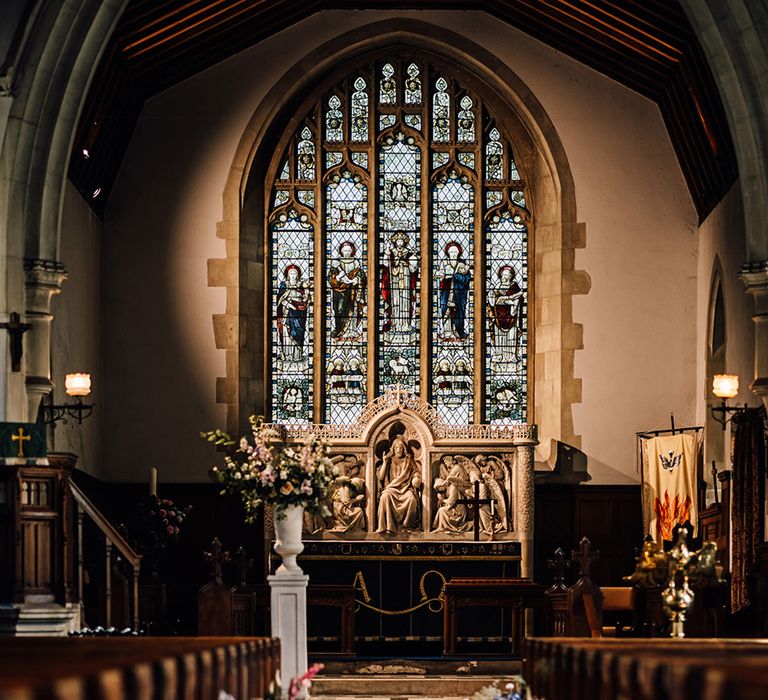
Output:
[
  {"xmin": 268, "ymin": 570, "xmax": 308, "ymax": 696},
  {"xmin": 0, "ymin": 602, "xmax": 80, "ymax": 636}
]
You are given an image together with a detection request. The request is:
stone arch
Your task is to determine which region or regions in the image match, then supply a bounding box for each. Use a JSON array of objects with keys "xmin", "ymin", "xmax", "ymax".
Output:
[
  {"xmin": 680, "ymin": 0, "xmax": 768, "ymax": 408},
  {"xmin": 0, "ymin": 0, "xmax": 128, "ymax": 420},
  {"xmin": 705, "ymin": 256, "xmax": 727, "ymax": 465},
  {"xmin": 209, "ymin": 19, "xmax": 588, "ymax": 453}
]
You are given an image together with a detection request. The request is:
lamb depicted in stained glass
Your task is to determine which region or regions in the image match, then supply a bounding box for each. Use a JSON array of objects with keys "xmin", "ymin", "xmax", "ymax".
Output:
[
  {"xmin": 488, "ymin": 265, "xmax": 524, "ymax": 366},
  {"xmin": 276, "ymin": 265, "xmax": 310, "ymax": 364},
  {"xmin": 329, "ymin": 241, "xmax": 366, "ymax": 340},
  {"xmin": 437, "ymin": 242, "xmax": 471, "ymax": 340},
  {"xmin": 382, "ymin": 231, "xmax": 418, "ymax": 333}
]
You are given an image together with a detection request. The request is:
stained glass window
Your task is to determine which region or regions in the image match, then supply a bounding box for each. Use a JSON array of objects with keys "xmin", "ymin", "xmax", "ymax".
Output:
[
  {"xmin": 432, "ymin": 171, "xmax": 474, "ymax": 424},
  {"xmin": 266, "ymin": 58, "xmax": 530, "ymax": 426},
  {"xmin": 485, "ymin": 210, "xmax": 528, "ymax": 424},
  {"xmin": 433, "ymin": 77, "xmax": 450, "ymax": 142},
  {"xmin": 379, "ymin": 134, "xmax": 420, "ymax": 396},
  {"xmin": 326, "ymin": 170, "xmax": 368, "ymax": 423},
  {"xmin": 271, "ymin": 209, "xmax": 314, "ymax": 424}
]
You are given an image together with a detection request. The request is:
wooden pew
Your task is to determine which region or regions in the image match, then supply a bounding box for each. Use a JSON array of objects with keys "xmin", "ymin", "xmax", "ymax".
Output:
[
  {"xmin": 0, "ymin": 637, "xmax": 280, "ymax": 700},
  {"xmin": 524, "ymin": 637, "xmax": 768, "ymax": 700}
]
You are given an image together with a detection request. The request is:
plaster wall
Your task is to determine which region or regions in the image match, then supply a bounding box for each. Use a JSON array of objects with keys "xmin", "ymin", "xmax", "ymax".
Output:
[
  {"xmin": 695, "ymin": 182, "xmax": 756, "ymax": 466},
  {"xmin": 51, "ymin": 181, "xmax": 102, "ymax": 475},
  {"xmin": 104, "ymin": 9, "xmax": 698, "ymax": 483}
]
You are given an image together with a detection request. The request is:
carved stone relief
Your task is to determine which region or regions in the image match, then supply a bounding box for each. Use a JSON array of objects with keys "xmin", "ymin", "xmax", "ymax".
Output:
[
  {"xmin": 374, "ymin": 423, "xmax": 423, "ymax": 534},
  {"xmin": 432, "ymin": 454, "xmax": 514, "ymax": 535}
]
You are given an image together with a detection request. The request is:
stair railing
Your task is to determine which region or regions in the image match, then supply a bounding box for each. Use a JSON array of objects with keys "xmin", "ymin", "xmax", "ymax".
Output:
[{"xmin": 70, "ymin": 480, "xmax": 142, "ymax": 630}]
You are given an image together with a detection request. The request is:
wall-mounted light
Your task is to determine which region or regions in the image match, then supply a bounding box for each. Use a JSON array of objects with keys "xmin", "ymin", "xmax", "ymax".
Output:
[
  {"xmin": 710, "ymin": 374, "xmax": 747, "ymax": 430},
  {"xmin": 40, "ymin": 373, "xmax": 94, "ymax": 425}
]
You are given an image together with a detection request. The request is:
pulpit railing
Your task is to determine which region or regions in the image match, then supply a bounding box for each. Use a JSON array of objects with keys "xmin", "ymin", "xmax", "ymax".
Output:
[{"xmin": 70, "ymin": 480, "xmax": 141, "ymax": 630}]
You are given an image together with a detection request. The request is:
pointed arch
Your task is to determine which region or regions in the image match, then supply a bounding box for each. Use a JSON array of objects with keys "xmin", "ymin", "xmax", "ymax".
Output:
[{"xmin": 209, "ymin": 19, "xmax": 588, "ymax": 453}]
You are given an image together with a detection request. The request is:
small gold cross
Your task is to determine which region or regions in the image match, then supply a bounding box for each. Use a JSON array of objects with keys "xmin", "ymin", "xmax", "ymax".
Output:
[{"xmin": 11, "ymin": 427, "xmax": 31, "ymax": 457}]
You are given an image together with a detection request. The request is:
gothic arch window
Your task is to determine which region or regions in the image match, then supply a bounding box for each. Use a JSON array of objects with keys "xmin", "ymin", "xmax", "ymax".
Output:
[{"xmin": 267, "ymin": 56, "xmax": 530, "ymax": 426}]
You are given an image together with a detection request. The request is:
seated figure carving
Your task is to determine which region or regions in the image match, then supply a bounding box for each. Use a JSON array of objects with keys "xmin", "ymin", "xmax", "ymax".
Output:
[
  {"xmin": 376, "ymin": 435, "xmax": 422, "ymax": 533},
  {"xmin": 433, "ymin": 456, "xmax": 472, "ymax": 533}
]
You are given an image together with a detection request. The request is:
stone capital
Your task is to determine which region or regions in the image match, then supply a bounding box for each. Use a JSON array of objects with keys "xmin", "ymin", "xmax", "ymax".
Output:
[
  {"xmin": 740, "ymin": 261, "xmax": 768, "ymax": 407},
  {"xmin": 22, "ymin": 259, "xmax": 68, "ymax": 419}
]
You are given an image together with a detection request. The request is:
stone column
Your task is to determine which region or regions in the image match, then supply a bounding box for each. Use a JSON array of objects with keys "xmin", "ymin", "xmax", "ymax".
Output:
[
  {"xmin": 24, "ymin": 259, "xmax": 67, "ymax": 421},
  {"xmin": 740, "ymin": 262, "xmax": 768, "ymax": 412},
  {"xmin": 513, "ymin": 424, "xmax": 538, "ymax": 579},
  {"xmin": 268, "ymin": 570, "xmax": 308, "ymax": 697}
]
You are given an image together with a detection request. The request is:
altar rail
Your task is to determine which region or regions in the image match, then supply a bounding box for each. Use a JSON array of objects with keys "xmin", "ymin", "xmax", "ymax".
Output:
[
  {"xmin": 0, "ymin": 637, "xmax": 279, "ymax": 700},
  {"xmin": 524, "ymin": 637, "xmax": 768, "ymax": 700}
]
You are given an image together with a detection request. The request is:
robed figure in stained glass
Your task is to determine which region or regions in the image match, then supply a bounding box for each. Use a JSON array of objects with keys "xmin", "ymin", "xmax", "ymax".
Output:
[
  {"xmin": 438, "ymin": 242, "xmax": 471, "ymax": 340},
  {"xmin": 488, "ymin": 265, "xmax": 523, "ymax": 365},
  {"xmin": 329, "ymin": 241, "xmax": 366, "ymax": 340},
  {"xmin": 382, "ymin": 231, "xmax": 418, "ymax": 333},
  {"xmin": 276, "ymin": 265, "xmax": 310, "ymax": 364}
]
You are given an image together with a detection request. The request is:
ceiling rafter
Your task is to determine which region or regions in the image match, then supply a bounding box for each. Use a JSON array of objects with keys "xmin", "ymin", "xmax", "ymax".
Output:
[{"xmin": 69, "ymin": 0, "xmax": 737, "ymax": 221}]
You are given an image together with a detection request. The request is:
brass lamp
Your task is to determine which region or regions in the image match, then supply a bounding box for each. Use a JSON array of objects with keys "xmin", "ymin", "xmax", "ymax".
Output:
[
  {"xmin": 39, "ymin": 373, "xmax": 94, "ymax": 425},
  {"xmin": 710, "ymin": 374, "xmax": 746, "ymax": 430}
]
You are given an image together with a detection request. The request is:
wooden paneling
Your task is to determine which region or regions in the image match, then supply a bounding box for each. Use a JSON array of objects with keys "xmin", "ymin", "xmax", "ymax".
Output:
[{"xmin": 535, "ymin": 485, "xmax": 643, "ymax": 588}]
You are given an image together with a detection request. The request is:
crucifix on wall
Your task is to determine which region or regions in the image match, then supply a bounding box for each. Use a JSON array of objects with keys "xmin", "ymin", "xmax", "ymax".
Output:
[{"xmin": 0, "ymin": 312, "xmax": 32, "ymax": 372}]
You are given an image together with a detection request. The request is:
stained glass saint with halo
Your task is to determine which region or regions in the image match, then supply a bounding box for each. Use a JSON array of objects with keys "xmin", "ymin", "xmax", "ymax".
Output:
[{"xmin": 266, "ymin": 57, "xmax": 529, "ymax": 426}]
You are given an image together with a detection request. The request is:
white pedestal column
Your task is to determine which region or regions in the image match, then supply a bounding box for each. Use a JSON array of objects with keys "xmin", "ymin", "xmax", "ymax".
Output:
[{"xmin": 268, "ymin": 570, "xmax": 308, "ymax": 696}]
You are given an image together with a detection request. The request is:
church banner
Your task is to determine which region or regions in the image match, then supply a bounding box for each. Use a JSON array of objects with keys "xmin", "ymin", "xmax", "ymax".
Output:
[
  {"xmin": 0, "ymin": 422, "xmax": 46, "ymax": 461},
  {"xmin": 641, "ymin": 433, "xmax": 699, "ymax": 541}
]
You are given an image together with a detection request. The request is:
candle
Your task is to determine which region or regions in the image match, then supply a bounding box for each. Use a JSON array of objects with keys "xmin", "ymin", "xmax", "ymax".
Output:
[{"xmin": 149, "ymin": 466, "xmax": 158, "ymax": 497}]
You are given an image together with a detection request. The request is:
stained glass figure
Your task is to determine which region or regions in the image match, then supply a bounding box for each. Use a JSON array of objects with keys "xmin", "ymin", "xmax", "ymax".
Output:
[
  {"xmin": 432, "ymin": 172, "xmax": 474, "ymax": 423},
  {"xmin": 351, "ymin": 77, "xmax": 369, "ymax": 142},
  {"xmin": 297, "ymin": 127, "xmax": 316, "ymax": 180},
  {"xmin": 326, "ymin": 171, "xmax": 368, "ymax": 424},
  {"xmin": 485, "ymin": 127, "xmax": 503, "ymax": 181},
  {"xmin": 485, "ymin": 210, "xmax": 527, "ymax": 424},
  {"xmin": 272, "ymin": 210, "xmax": 313, "ymax": 423},
  {"xmin": 433, "ymin": 78, "xmax": 450, "ymax": 142},
  {"xmin": 405, "ymin": 63, "xmax": 422, "ymax": 104},
  {"xmin": 457, "ymin": 95, "xmax": 475, "ymax": 143},
  {"xmin": 326, "ymin": 95, "xmax": 343, "ymax": 142},
  {"xmin": 380, "ymin": 63, "xmax": 397, "ymax": 104},
  {"xmin": 379, "ymin": 133, "xmax": 420, "ymax": 394}
]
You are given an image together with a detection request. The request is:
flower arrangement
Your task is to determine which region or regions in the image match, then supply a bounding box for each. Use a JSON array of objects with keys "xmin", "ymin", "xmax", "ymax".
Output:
[
  {"xmin": 142, "ymin": 494, "xmax": 191, "ymax": 540},
  {"xmin": 468, "ymin": 677, "xmax": 526, "ymax": 700},
  {"xmin": 129, "ymin": 494, "xmax": 191, "ymax": 581},
  {"xmin": 202, "ymin": 416, "xmax": 337, "ymax": 522}
]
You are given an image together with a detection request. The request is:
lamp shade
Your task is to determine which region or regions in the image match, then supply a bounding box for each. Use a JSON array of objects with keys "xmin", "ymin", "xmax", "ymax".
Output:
[
  {"xmin": 712, "ymin": 374, "xmax": 739, "ymax": 399},
  {"xmin": 65, "ymin": 373, "xmax": 91, "ymax": 397}
]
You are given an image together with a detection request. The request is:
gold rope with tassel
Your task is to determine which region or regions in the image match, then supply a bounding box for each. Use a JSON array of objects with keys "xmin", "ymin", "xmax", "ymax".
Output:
[{"xmin": 351, "ymin": 569, "xmax": 446, "ymax": 615}]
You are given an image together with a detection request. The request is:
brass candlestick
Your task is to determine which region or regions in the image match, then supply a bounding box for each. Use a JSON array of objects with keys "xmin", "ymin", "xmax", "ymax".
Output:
[{"xmin": 626, "ymin": 528, "xmax": 717, "ymax": 638}]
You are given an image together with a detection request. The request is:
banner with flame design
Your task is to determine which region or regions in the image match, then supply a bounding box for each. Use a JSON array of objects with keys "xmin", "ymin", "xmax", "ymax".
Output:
[{"xmin": 642, "ymin": 433, "xmax": 698, "ymax": 541}]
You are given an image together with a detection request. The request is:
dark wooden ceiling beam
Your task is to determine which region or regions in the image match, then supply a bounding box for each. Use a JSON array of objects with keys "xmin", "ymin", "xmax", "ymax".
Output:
[{"xmin": 67, "ymin": 0, "xmax": 737, "ymax": 222}]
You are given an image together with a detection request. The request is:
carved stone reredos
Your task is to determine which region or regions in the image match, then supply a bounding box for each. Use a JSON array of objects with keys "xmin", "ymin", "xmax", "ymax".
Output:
[{"xmin": 264, "ymin": 388, "xmax": 538, "ymax": 543}]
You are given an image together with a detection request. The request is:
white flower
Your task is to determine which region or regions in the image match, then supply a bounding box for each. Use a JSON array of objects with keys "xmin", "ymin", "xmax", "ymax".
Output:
[{"xmin": 234, "ymin": 472, "xmax": 242, "ymax": 479}]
